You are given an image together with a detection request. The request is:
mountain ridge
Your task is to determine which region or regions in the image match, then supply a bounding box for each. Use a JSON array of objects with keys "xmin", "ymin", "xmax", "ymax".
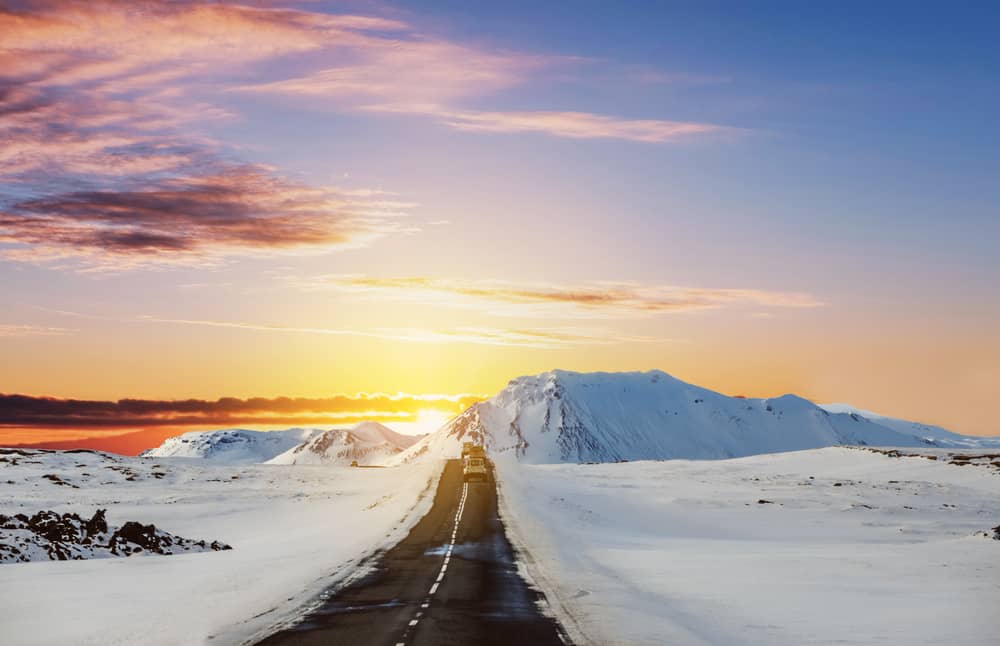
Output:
[
  {"xmin": 141, "ymin": 422, "xmax": 419, "ymax": 465},
  {"xmin": 142, "ymin": 370, "xmax": 999, "ymax": 466},
  {"xmin": 389, "ymin": 369, "xmax": 999, "ymax": 465}
]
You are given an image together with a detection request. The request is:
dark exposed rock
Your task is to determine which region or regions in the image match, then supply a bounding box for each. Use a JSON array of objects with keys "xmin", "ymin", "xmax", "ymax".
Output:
[
  {"xmin": 109, "ymin": 521, "xmax": 161, "ymax": 554},
  {"xmin": 1, "ymin": 509, "xmax": 232, "ymax": 563},
  {"xmin": 85, "ymin": 509, "xmax": 108, "ymax": 535},
  {"xmin": 42, "ymin": 474, "xmax": 78, "ymax": 488}
]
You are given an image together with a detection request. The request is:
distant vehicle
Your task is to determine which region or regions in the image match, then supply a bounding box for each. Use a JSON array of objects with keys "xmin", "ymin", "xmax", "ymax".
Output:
[{"xmin": 462, "ymin": 443, "xmax": 489, "ymax": 482}]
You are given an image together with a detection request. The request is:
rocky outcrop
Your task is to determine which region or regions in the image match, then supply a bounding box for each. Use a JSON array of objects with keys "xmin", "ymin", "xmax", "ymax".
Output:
[{"xmin": 0, "ymin": 510, "xmax": 232, "ymax": 563}]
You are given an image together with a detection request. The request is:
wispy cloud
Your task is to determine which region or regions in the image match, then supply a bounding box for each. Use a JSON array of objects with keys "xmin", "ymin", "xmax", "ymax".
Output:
[
  {"xmin": 139, "ymin": 316, "xmax": 646, "ymax": 349},
  {"xmin": 224, "ymin": 6, "xmax": 727, "ymax": 143},
  {"xmin": 371, "ymin": 326, "xmax": 659, "ymax": 348},
  {"xmin": 30, "ymin": 305, "xmax": 641, "ymax": 349},
  {"xmin": 365, "ymin": 105, "xmax": 722, "ymax": 143},
  {"xmin": 0, "ymin": 324, "xmax": 72, "ymax": 337},
  {"xmin": 443, "ymin": 109, "xmax": 719, "ymax": 143},
  {"xmin": 237, "ymin": 39, "xmax": 536, "ymax": 105},
  {"xmin": 300, "ymin": 275, "xmax": 825, "ymax": 318}
]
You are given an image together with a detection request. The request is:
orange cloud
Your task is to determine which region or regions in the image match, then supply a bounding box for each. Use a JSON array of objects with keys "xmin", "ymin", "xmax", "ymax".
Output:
[{"xmin": 318, "ymin": 276, "xmax": 825, "ymax": 317}]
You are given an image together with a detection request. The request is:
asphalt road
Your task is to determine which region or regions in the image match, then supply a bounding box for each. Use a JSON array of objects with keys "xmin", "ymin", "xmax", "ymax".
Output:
[{"xmin": 255, "ymin": 459, "xmax": 569, "ymax": 646}]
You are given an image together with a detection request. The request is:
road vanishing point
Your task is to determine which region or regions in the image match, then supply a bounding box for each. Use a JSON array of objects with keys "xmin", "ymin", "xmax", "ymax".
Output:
[{"xmin": 255, "ymin": 459, "xmax": 570, "ymax": 646}]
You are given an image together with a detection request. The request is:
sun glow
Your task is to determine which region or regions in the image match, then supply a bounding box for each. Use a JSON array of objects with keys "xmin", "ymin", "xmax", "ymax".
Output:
[{"xmin": 393, "ymin": 408, "xmax": 457, "ymax": 437}]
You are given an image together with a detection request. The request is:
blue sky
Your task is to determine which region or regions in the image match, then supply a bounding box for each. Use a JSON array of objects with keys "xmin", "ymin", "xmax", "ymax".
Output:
[{"xmin": 1, "ymin": 0, "xmax": 998, "ymax": 441}]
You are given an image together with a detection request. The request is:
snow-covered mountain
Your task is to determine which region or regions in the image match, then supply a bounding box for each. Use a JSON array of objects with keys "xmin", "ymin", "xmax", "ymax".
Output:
[
  {"xmin": 819, "ymin": 403, "xmax": 1000, "ymax": 448},
  {"xmin": 141, "ymin": 428, "xmax": 323, "ymax": 464},
  {"xmin": 390, "ymin": 370, "xmax": 995, "ymax": 465},
  {"xmin": 266, "ymin": 422, "xmax": 420, "ymax": 466},
  {"xmin": 142, "ymin": 423, "xmax": 420, "ymax": 466}
]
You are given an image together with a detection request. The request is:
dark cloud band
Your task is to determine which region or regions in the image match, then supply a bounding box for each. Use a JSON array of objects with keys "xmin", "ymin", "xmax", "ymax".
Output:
[{"xmin": 0, "ymin": 392, "xmax": 482, "ymax": 429}]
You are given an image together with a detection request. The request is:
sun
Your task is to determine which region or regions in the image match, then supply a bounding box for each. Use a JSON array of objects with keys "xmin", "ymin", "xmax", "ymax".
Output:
[{"xmin": 394, "ymin": 408, "xmax": 455, "ymax": 437}]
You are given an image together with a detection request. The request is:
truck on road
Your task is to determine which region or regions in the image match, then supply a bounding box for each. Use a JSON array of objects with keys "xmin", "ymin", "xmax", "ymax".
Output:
[{"xmin": 462, "ymin": 443, "xmax": 489, "ymax": 483}]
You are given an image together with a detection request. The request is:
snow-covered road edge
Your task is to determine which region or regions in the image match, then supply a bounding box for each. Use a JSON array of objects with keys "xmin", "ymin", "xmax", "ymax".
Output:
[
  {"xmin": 494, "ymin": 463, "xmax": 593, "ymax": 646},
  {"xmin": 229, "ymin": 464, "xmax": 446, "ymax": 645}
]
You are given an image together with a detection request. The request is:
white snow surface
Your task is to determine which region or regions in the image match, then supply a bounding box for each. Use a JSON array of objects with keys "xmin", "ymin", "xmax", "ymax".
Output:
[
  {"xmin": 0, "ymin": 449, "xmax": 438, "ymax": 646},
  {"xmin": 496, "ymin": 447, "xmax": 1000, "ymax": 646},
  {"xmin": 392, "ymin": 370, "xmax": 997, "ymax": 465}
]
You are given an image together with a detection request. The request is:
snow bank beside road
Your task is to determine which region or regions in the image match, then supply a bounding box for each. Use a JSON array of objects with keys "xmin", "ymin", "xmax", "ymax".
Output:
[
  {"xmin": 498, "ymin": 448, "xmax": 1000, "ymax": 646},
  {"xmin": 0, "ymin": 450, "xmax": 439, "ymax": 646}
]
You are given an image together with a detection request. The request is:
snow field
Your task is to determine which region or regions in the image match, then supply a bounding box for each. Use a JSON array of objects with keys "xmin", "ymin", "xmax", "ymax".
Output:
[
  {"xmin": 497, "ymin": 448, "xmax": 1000, "ymax": 646},
  {"xmin": 0, "ymin": 450, "xmax": 439, "ymax": 646}
]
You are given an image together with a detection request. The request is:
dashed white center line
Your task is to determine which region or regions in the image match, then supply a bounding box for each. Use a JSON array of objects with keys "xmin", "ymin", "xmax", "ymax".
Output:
[{"xmin": 398, "ymin": 478, "xmax": 471, "ymax": 646}]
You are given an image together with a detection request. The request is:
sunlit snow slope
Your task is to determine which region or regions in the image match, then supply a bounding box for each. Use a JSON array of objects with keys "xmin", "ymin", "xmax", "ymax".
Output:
[
  {"xmin": 393, "ymin": 370, "xmax": 995, "ymax": 464},
  {"xmin": 266, "ymin": 422, "xmax": 420, "ymax": 466},
  {"xmin": 820, "ymin": 403, "xmax": 1000, "ymax": 448},
  {"xmin": 141, "ymin": 428, "xmax": 323, "ymax": 464},
  {"xmin": 143, "ymin": 423, "xmax": 420, "ymax": 466}
]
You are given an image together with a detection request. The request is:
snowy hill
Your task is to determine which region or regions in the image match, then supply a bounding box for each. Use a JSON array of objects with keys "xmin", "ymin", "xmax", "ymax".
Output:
[
  {"xmin": 266, "ymin": 422, "xmax": 420, "ymax": 466},
  {"xmin": 391, "ymin": 370, "xmax": 994, "ymax": 465},
  {"xmin": 142, "ymin": 423, "xmax": 420, "ymax": 466},
  {"xmin": 141, "ymin": 428, "xmax": 323, "ymax": 464},
  {"xmin": 819, "ymin": 403, "xmax": 1000, "ymax": 448}
]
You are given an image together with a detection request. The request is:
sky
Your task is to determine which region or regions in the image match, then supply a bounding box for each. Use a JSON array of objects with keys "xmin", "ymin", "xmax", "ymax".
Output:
[{"xmin": 1, "ymin": 0, "xmax": 998, "ymax": 452}]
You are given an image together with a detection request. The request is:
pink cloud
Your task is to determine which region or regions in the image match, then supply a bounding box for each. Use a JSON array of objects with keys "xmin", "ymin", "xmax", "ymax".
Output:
[
  {"xmin": 0, "ymin": 0, "xmax": 734, "ymax": 271},
  {"xmin": 365, "ymin": 104, "xmax": 722, "ymax": 143},
  {"xmin": 238, "ymin": 39, "xmax": 539, "ymax": 105},
  {"xmin": 0, "ymin": 165, "xmax": 409, "ymax": 268}
]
